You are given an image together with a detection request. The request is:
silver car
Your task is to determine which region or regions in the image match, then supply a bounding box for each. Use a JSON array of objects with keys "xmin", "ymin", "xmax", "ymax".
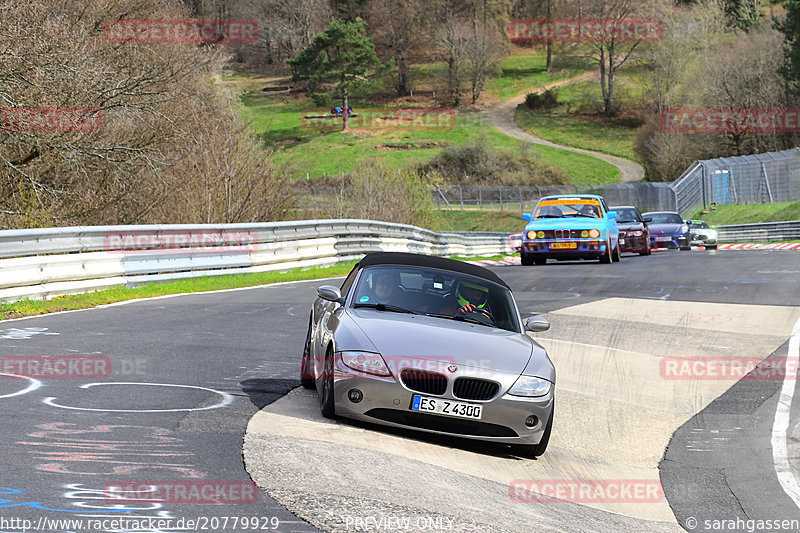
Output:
[
  {"xmin": 687, "ymin": 219, "xmax": 718, "ymax": 249},
  {"xmin": 300, "ymin": 252, "xmax": 556, "ymax": 457}
]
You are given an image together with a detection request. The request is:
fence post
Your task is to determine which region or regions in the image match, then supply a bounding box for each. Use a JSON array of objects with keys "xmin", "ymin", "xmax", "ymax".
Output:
[
  {"xmin": 479, "ymin": 186, "xmax": 483, "ymax": 210},
  {"xmin": 459, "ymin": 185, "xmax": 464, "ymax": 210},
  {"xmin": 517, "ymin": 186, "xmax": 523, "ymax": 211},
  {"xmin": 498, "ymin": 187, "xmax": 503, "ymax": 211}
]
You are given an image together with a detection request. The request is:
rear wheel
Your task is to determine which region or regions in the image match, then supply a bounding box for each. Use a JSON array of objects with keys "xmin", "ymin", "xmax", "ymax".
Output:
[
  {"xmin": 300, "ymin": 319, "xmax": 315, "ymax": 390},
  {"xmin": 521, "ymin": 252, "xmax": 534, "ymax": 266},
  {"xmin": 533, "ymin": 256, "xmax": 547, "ymax": 266},
  {"xmin": 599, "ymin": 238, "xmax": 612, "ymax": 263},
  {"xmin": 319, "ymin": 346, "xmax": 336, "ymax": 419}
]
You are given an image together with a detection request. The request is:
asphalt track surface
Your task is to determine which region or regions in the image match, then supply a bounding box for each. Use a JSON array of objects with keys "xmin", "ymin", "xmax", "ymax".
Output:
[{"xmin": 1, "ymin": 249, "xmax": 799, "ymax": 532}]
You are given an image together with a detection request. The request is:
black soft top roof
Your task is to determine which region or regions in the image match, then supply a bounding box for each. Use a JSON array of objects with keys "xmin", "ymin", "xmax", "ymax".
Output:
[{"xmin": 357, "ymin": 252, "xmax": 510, "ymax": 290}]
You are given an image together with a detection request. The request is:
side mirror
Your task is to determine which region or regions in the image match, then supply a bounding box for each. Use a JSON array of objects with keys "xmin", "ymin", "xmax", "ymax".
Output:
[
  {"xmin": 522, "ymin": 213, "xmax": 532, "ymax": 222},
  {"xmin": 643, "ymin": 217, "xmax": 653, "ymax": 223},
  {"xmin": 525, "ymin": 316, "xmax": 550, "ymax": 333},
  {"xmin": 317, "ymin": 285, "xmax": 344, "ymax": 304},
  {"xmin": 607, "ymin": 211, "xmax": 617, "ymax": 220}
]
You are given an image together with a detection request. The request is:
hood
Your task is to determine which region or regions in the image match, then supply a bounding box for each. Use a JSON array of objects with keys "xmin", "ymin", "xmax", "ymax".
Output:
[
  {"xmin": 649, "ymin": 223, "xmax": 684, "ymax": 235},
  {"xmin": 345, "ymin": 309, "xmax": 533, "ymax": 375},
  {"xmin": 525, "ymin": 218, "xmax": 606, "ymax": 232},
  {"xmin": 616, "ymin": 222, "xmax": 645, "ymax": 231}
]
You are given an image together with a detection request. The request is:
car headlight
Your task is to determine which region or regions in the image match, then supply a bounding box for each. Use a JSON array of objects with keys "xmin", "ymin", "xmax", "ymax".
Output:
[
  {"xmin": 508, "ymin": 375, "xmax": 552, "ymax": 397},
  {"xmin": 631, "ymin": 230, "xmax": 643, "ymax": 236},
  {"xmin": 588, "ymin": 229, "xmax": 600, "ymax": 238},
  {"xmin": 341, "ymin": 351, "xmax": 391, "ymax": 376},
  {"xmin": 680, "ymin": 224, "xmax": 689, "ymax": 233}
]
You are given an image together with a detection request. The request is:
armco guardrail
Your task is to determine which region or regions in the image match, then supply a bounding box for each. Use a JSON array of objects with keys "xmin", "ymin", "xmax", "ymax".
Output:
[
  {"xmin": 716, "ymin": 220, "xmax": 800, "ymax": 244},
  {"xmin": 0, "ymin": 220, "xmax": 515, "ymax": 302}
]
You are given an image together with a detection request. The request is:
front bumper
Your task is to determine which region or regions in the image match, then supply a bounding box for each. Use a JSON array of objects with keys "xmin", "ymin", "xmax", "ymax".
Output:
[
  {"xmin": 691, "ymin": 234, "xmax": 718, "ymax": 246},
  {"xmin": 651, "ymin": 234, "xmax": 690, "ymax": 249},
  {"xmin": 520, "ymin": 239, "xmax": 607, "ymax": 257},
  {"xmin": 619, "ymin": 232, "xmax": 648, "ymax": 252},
  {"xmin": 331, "ymin": 355, "xmax": 553, "ymax": 446}
]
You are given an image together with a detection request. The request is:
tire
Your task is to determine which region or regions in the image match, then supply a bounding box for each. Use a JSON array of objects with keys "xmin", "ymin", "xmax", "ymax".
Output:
[
  {"xmin": 517, "ymin": 403, "xmax": 554, "ymax": 458},
  {"xmin": 707, "ymin": 244, "xmax": 717, "ymax": 250},
  {"xmin": 639, "ymin": 238, "xmax": 651, "ymax": 256},
  {"xmin": 521, "ymin": 252, "xmax": 534, "ymax": 266},
  {"xmin": 680, "ymin": 246, "xmax": 691, "ymax": 251},
  {"xmin": 612, "ymin": 242, "xmax": 621, "ymax": 262},
  {"xmin": 319, "ymin": 346, "xmax": 336, "ymax": 419},
  {"xmin": 300, "ymin": 319, "xmax": 315, "ymax": 390},
  {"xmin": 599, "ymin": 238, "xmax": 612, "ymax": 263},
  {"xmin": 533, "ymin": 256, "xmax": 547, "ymax": 266}
]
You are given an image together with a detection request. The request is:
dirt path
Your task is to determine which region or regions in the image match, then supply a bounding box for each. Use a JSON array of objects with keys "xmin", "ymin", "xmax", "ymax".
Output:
[{"xmin": 489, "ymin": 71, "xmax": 645, "ymax": 183}]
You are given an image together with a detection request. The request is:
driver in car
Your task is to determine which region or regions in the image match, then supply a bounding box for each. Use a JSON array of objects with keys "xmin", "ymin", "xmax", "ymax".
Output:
[
  {"xmin": 578, "ymin": 204, "xmax": 599, "ymax": 217},
  {"xmin": 439, "ymin": 280, "xmax": 491, "ymax": 319}
]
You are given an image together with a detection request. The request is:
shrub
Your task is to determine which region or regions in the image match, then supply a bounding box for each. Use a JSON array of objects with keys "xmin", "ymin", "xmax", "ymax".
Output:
[
  {"xmin": 524, "ymin": 89, "xmax": 560, "ymax": 110},
  {"xmin": 417, "ymin": 140, "xmax": 570, "ymax": 186}
]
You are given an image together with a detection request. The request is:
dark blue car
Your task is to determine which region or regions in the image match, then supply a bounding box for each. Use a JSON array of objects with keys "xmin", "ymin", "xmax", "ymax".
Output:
[{"xmin": 642, "ymin": 211, "xmax": 691, "ymax": 251}]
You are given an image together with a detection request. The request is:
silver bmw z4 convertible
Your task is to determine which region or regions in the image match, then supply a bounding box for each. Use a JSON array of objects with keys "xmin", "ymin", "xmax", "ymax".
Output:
[{"xmin": 300, "ymin": 252, "xmax": 556, "ymax": 457}]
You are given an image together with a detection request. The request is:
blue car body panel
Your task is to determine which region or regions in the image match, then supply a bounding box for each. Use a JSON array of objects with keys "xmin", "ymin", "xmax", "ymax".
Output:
[{"xmin": 520, "ymin": 195, "xmax": 619, "ymax": 260}]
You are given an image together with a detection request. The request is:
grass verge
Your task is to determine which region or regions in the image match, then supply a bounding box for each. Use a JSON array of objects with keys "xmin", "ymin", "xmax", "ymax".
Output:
[
  {"xmin": 690, "ymin": 202, "xmax": 800, "ymax": 225},
  {"xmin": 0, "ymin": 262, "xmax": 358, "ymax": 321}
]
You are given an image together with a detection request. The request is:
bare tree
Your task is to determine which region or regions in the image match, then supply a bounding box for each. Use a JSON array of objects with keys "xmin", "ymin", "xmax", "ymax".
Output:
[{"xmin": 367, "ymin": 0, "xmax": 427, "ymax": 95}]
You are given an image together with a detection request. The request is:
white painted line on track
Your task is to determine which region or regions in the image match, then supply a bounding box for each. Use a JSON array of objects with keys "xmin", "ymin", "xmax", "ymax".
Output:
[{"xmin": 772, "ymin": 315, "xmax": 800, "ymax": 509}]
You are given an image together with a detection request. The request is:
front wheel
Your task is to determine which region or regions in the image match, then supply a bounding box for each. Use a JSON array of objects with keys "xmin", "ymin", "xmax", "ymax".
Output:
[
  {"xmin": 319, "ymin": 347, "xmax": 336, "ymax": 419},
  {"xmin": 707, "ymin": 244, "xmax": 717, "ymax": 250},
  {"xmin": 533, "ymin": 256, "xmax": 547, "ymax": 266},
  {"xmin": 680, "ymin": 246, "xmax": 692, "ymax": 251},
  {"xmin": 516, "ymin": 405, "xmax": 553, "ymax": 458},
  {"xmin": 521, "ymin": 252, "xmax": 534, "ymax": 266},
  {"xmin": 612, "ymin": 242, "xmax": 621, "ymax": 262},
  {"xmin": 599, "ymin": 239, "xmax": 612, "ymax": 263}
]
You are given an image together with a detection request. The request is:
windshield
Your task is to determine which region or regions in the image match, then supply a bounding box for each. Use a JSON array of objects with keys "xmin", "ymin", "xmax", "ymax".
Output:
[
  {"xmin": 612, "ymin": 208, "xmax": 641, "ymax": 223},
  {"xmin": 691, "ymin": 222, "xmax": 710, "ymax": 229},
  {"xmin": 351, "ymin": 266, "xmax": 520, "ymax": 332},
  {"xmin": 647, "ymin": 213, "xmax": 683, "ymax": 224},
  {"xmin": 533, "ymin": 198, "xmax": 602, "ymax": 219}
]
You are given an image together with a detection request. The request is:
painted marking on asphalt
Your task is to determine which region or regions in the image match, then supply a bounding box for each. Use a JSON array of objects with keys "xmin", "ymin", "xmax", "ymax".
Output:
[
  {"xmin": 43, "ymin": 382, "xmax": 235, "ymax": 413},
  {"xmin": 0, "ymin": 372, "xmax": 42, "ymax": 398},
  {"xmin": 0, "ymin": 327, "xmax": 59, "ymax": 339},
  {"xmin": 772, "ymin": 315, "xmax": 800, "ymax": 509}
]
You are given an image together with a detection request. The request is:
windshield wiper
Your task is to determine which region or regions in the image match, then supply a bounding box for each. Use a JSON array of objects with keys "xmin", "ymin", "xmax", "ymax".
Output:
[
  {"xmin": 572, "ymin": 213, "xmax": 598, "ymax": 218},
  {"xmin": 353, "ymin": 303, "xmax": 422, "ymax": 315},
  {"xmin": 537, "ymin": 215, "xmax": 563, "ymax": 219},
  {"xmin": 429, "ymin": 313, "xmax": 491, "ymax": 327}
]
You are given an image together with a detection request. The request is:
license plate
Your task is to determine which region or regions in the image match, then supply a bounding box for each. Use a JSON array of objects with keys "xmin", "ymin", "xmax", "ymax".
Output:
[
  {"xmin": 550, "ymin": 242, "xmax": 577, "ymax": 250},
  {"xmin": 411, "ymin": 395, "xmax": 483, "ymax": 420},
  {"xmin": 656, "ymin": 236, "xmax": 669, "ymax": 241}
]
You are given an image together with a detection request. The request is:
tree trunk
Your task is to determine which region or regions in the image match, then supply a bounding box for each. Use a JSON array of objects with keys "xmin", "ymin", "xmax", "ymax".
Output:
[{"xmin": 342, "ymin": 90, "xmax": 349, "ymax": 131}]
